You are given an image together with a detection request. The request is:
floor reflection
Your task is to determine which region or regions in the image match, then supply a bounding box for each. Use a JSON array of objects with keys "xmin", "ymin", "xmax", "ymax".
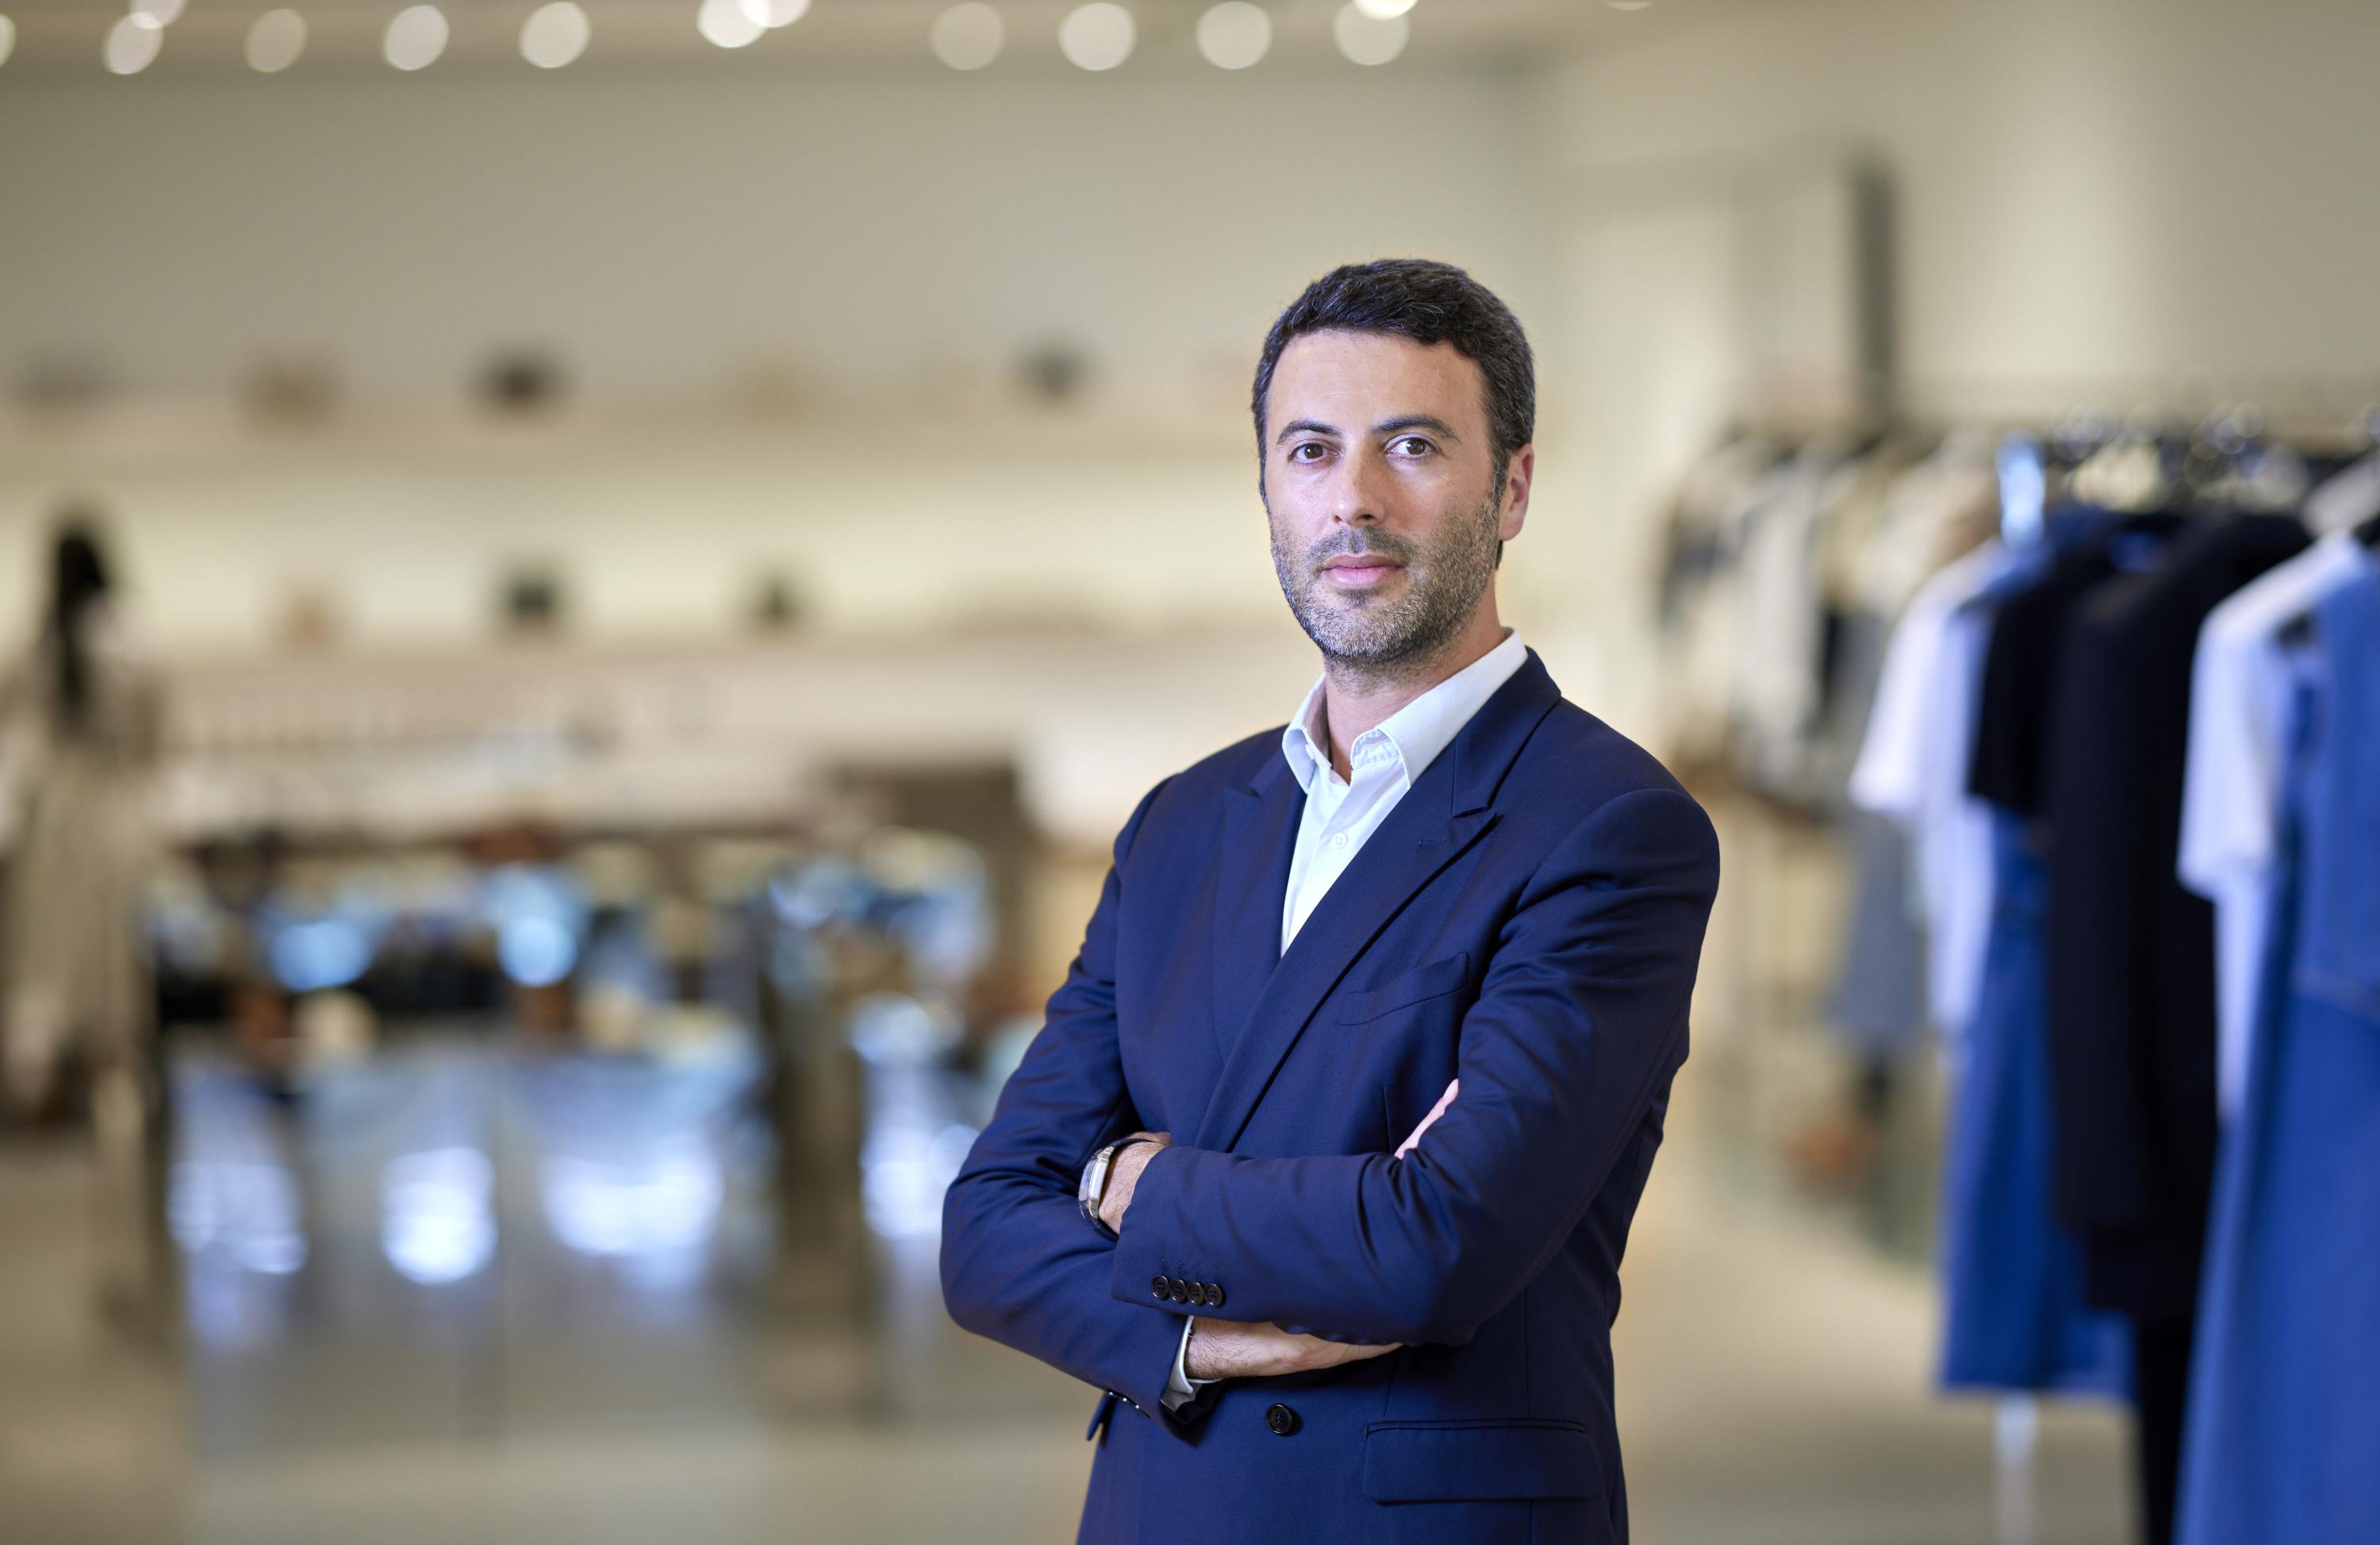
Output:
[{"xmin": 167, "ymin": 1024, "xmax": 785, "ymax": 1459}]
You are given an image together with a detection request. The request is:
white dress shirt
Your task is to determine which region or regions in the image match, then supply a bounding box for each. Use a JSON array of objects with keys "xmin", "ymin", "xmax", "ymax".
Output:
[
  {"xmin": 2177, "ymin": 533, "xmax": 2371, "ymax": 1119},
  {"xmin": 1161, "ymin": 627, "xmax": 1528, "ymax": 1412},
  {"xmin": 1848, "ymin": 539, "xmax": 2024, "ymax": 1045}
]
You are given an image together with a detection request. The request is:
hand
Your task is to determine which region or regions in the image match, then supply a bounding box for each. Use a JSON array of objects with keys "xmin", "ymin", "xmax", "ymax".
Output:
[
  {"xmin": 1096, "ymin": 1131, "xmax": 1170, "ymax": 1235},
  {"xmin": 1394, "ymin": 1078, "xmax": 1458, "ymax": 1158},
  {"xmin": 1182, "ymin": 1317, "xmax": 1401, "ymax": 1380}
]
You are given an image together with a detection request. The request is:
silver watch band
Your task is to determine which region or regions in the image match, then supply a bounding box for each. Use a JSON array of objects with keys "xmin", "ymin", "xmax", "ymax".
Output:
[{"xmin": 1080, "ymin": 1141, "xmax": 1123, "ymax": 1237}]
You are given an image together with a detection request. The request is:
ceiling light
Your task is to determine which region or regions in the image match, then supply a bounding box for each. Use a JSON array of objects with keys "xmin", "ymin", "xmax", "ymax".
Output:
[
  {"xmin": 1058, "ymin": 2, "xmax": 1133, "ymax": 71},
  {"xmin": 383, "ymin": 4, "xmax": 449, "ymax": 69},
  {"xmin": 245, "ymin": 7, "xmax": 305, "ymax": 71},
  {"xmin": 928, "ymin": 2, "xmax": 1001, "ymax": 70},
  {"xmin": 129, "ymin": 0, "xmax": 186, "ymax": 27},
  {"xmin": 1196, "ymin": 2, "xmax": 1269, "ymax": 70},
  {"xmin": 0, "ymin": 15, "xmax": 16, "ymax": 70},
  {"xmin": 1332, "ymin": 2, "xmax": 1406, "ymax": 65},
  {"xmin": 520, "ymin": 0, "xmax": 590, "ymax": 67},
  {"xmin": 697, "ymin": 0, "xmax": 762, "ymax": 48},
  {"xmin": 736, "ymin": 0, "xmax": 808, "ymax": 29},
  {"xmin": 1352, "ymin": 0, "xmax": 1413, "ymax": 17},
  {"xmin": 103, "ymin": 12, "xmax": 163, "ymax": 73}
]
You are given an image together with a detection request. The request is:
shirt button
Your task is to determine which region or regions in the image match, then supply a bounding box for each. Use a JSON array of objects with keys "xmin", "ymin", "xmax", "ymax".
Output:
[{"xmin": 1332, "ymin": 832, "xmax": 1349, "ymax": 849}]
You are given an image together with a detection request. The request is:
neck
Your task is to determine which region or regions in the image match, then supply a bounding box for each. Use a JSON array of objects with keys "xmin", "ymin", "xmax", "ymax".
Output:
[{"xmin": 1317, "ymin": 604, "xmax": 1508, "ymax": 780}]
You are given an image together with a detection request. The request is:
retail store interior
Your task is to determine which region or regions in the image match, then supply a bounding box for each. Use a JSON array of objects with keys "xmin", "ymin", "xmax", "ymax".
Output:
[{"xmin": 3, "ymin": 2, "xmax": 2378, "ymax": 1541}]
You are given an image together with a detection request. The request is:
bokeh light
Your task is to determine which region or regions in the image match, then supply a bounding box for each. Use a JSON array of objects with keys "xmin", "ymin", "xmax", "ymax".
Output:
[
  {"xmin": 1058, "ymin": 2, "xmax": 1134, "ymax": 71},
  {"xmin": 102, "ymin": 13, "xmax": 163, "ymax": 74},
  {"xmin": 1196, "ymin": 2, "xmax": 1271, "ymax": 70},
  {"xmin": 1334, "ymin": 1, "xmax": 1407, "ymax": 65},
  {"xmin": 244, "ymin": 9, "xmax": 307, "ymax": 72},
  {"xmin": 697, "ymin": 0, "xmax": 763, "ymax": 50},
  {"xmin": 383, "ymin": 4, "xmax": 451, "ymax": 71},
  {"xmin": 520, "ymin": 1, "xmax": 592, "ymax": 68},
  {"xmin": 928, "ymin": 2, "xmax": 1002, "ymax": 70},
  {"xmin": 735, "ymin": 0, "xmax": 808, "ymax": 29}
]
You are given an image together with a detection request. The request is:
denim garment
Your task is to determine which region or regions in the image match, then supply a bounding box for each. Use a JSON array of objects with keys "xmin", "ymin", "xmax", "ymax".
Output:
[
  {"xmin": 1936, "ymin": 808, "xmax": 2132, "ymax": 1395},
  {"xmin": 2178, "ymin": 562, "xmax": 2380, "ymax": 1545}
]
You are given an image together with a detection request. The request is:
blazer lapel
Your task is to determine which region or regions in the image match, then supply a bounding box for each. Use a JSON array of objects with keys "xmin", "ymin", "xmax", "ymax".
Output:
[
  {"xmin": 1208, "ymin": 751, "xmax": 1303, "ymax": 1069},
  {"xmin": 1192, "ymin": 651, "xmax": 1564, "ymax": 1154}
]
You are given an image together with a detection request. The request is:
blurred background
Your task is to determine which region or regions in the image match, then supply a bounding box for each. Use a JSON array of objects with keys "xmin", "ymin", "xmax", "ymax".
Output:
[{"xmin": 2, "ymin": 1, "xmax": 2378, "ymax": 1541}]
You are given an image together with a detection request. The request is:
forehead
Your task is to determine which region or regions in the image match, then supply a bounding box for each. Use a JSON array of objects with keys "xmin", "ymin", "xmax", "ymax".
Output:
[{"xmin": 1269, "ymin": 330, "xmax": 1488, "ymax": 431}]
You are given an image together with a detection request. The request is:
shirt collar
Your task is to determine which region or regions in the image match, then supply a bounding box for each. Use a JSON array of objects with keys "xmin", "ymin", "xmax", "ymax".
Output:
[{"xmin": 1280, "ymin": 629, "xmax": 1528, "ymax": 794}]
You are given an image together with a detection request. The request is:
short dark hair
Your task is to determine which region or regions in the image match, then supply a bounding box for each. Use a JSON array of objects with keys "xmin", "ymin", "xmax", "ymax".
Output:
[{"xmin": 1251, "ymin": 259, "xmax": 1536, "ymax": 508}]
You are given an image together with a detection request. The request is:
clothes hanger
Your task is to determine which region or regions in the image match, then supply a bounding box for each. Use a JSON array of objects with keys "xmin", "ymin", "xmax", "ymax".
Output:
[
  {"xmin": 2272, "ymin": 505, "xmax": 2380, "ymax": 649},
  {"xmin": 1995, "ymin": 433, "xmax": 2047, "ymax": 547},
  {"xmin": 2068, "ymin": 410, "xmax": 2176, "ymax": 514}
]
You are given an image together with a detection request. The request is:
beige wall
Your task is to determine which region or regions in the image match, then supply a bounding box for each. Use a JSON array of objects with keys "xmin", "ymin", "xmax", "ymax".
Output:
[
  {"xmin": 0, "ymin": 66, "xmax": 1546, "ymax": 404},
  {"xmin": 1543, "ymin": 0, "xmax": 2380, "ymax": 423},
  {"xmin": 0, "ymin": 62, "xmax": 1565, "ymax": 679}
]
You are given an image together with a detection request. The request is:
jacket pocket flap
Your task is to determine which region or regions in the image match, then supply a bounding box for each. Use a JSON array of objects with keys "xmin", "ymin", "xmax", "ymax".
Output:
[
  {"xmin": 1336, "ymin": 951, "xmax": 1472, "ymax": 1024},
  {"xmin": 1360, "ymin": 1418, "xmax": 1601, "ymax": 1501}
]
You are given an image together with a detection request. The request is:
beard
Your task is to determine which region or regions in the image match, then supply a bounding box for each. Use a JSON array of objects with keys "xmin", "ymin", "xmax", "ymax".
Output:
[{"xmin": 1270, "ymin": 486, "xmax": 1502, "ymax": 685}]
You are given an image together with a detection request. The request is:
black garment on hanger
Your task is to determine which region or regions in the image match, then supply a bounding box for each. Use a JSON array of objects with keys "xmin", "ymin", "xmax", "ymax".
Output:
[
  {"xmin": 2040, "ymin": 512, "xmax": 2310, "ymax": 1545},
  {"xmin": 2042, "ymin": 513, "xmax": 2309, "ymax": 1314},
  {"xmin": 1967, "ymin": 513, "xmax": 2180, "ymax": 815}
]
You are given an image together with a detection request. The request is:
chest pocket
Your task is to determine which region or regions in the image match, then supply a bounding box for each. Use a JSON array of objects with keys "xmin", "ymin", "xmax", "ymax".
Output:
[{"xmin": 1336, "ymin": 950, "xmax": 1472, "ymax": 1024}]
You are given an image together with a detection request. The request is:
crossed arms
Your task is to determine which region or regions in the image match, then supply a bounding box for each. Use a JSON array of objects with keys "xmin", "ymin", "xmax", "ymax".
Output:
[{"xmin": 939, "ymin": 779, "xmax": 1718, "ymax": 1431}]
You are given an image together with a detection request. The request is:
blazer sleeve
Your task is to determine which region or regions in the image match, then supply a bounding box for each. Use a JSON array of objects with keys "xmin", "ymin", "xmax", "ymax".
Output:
[
  {"xmin": 939, "ymin": 776, "xmax": 1207, "ymax": 1432},
  {"xmin": 1107, "ymin": 784, "xmax": 1719, "ymax": 1348}
]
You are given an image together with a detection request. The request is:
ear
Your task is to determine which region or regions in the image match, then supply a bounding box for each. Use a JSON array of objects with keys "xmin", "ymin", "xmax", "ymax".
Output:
[{"xmin": 1498, "ymin": 444, "xmax": 1534, "ymax": 542}]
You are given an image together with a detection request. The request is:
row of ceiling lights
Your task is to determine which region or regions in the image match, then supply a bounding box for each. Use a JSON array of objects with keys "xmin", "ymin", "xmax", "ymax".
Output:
[{"xmin": 0, "ymin": 0, "xmax": 1454, "ymax": 77}]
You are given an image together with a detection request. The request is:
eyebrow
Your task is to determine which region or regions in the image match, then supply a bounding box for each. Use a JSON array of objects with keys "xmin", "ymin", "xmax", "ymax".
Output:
[{"xmin": 1273, "ymin": 414, "xmax": 1464, "ymax": 447}]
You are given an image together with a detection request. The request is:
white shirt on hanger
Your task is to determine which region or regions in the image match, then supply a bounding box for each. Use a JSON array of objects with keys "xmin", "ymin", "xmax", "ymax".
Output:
[
  {"xmin": 1161, "ymin": 625, "xmax": 1528, "ymax": 1412},
  {"xmin": 1848, "ymin": 539, "xmax": 2025, "ymax": 1044},
  {"xmin": 2178, "ymin": 532, "xmax": 2372, "ymax": 1119}
]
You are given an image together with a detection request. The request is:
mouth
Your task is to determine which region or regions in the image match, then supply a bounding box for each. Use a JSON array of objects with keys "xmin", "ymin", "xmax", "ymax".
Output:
[{"xmin": 1319, "ymin": 558, "xmax": 1405, "ymax": 591}]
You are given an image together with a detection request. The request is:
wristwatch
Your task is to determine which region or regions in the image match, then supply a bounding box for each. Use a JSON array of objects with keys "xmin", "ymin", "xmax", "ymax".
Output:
[{"xmin": 1078, "ymin": 1139, "xmax": 1140, "ymax": 1240}]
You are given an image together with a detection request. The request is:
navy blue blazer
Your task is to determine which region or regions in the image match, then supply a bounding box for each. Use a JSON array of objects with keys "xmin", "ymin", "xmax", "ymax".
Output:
[{"xmin": 941, "ymin": 650, "xmax": 1720, "ymax": 1545}]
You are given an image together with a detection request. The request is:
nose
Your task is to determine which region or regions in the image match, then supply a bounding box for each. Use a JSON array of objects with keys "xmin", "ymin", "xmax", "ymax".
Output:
[{"xmin": 1325, "ymin": 445, "xmax": 1392, "ymax": 529}]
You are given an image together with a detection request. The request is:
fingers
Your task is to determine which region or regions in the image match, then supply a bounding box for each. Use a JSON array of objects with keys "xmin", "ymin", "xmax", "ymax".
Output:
[
  {"xmin": 1333, "ymin": 1339, "xmax": 1402, "ymax": 1363},
  {"xmin": 1097, "ymin": 1136, "xmax": 1174, "ymax": 1232},
  {"xmin": 1296, "ymin": 1334, "xmax": 1402, "ymax": 1370},
  {"xmin": 1182, "ymin": 1318, "xmax": 1407, "ymax": 1380}
]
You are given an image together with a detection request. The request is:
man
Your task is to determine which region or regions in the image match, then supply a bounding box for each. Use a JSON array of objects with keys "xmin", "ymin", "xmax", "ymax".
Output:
[{"xmin": 941, "ymin": 259, "xmax": 1720, "ymax": 1545}]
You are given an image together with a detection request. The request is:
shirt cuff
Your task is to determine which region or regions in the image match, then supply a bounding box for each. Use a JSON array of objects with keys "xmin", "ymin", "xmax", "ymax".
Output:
[{"xmin": 1160, "ymin": 1316, "xmax": 1216, "ymax": 1413}]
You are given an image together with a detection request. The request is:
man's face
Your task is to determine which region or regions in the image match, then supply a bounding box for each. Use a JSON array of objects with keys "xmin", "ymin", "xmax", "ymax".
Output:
[{"xmin": 1262, "ymin": 329, "xmax": 1527, "ymax": 675}]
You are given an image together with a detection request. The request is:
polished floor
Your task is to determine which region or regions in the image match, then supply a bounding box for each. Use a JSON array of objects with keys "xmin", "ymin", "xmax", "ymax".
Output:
[{"xmin": 0, "ymin": 1029, "xmax": 2132, "ymax": 1545}]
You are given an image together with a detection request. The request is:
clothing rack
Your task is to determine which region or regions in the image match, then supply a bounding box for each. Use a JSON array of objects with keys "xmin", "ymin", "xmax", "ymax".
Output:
[{"xmin": 1660, "ymin": 421, "xmax": 2380, "ymax": 1545}]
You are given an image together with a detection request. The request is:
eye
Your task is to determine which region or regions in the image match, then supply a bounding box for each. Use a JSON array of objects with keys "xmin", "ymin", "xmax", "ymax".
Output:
[
  {"xmin": 1388, "ymin": 435, "xmax": 1434, "ymax": 457},
  {"xmin": 1288, "ymin": 441, "xmax": 1330, "ymax": 462}
]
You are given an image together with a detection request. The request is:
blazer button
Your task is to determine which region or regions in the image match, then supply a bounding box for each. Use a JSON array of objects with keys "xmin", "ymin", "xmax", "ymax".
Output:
[
  {"xmin": 1206, "ymin": 1282, "xmax": 1223, "ymax": 1308},
  {"xmin": 1265, "ymin": 1403, "xmax": 1299, "ymax": 1437},
  {"xmin": 1150, "ymin": 1275, "xmax": 1170, "ymax": 1301},
  {"xmin": 1169, "ymin": 1278, "xmax": 1190, "ymax": 1304}
]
